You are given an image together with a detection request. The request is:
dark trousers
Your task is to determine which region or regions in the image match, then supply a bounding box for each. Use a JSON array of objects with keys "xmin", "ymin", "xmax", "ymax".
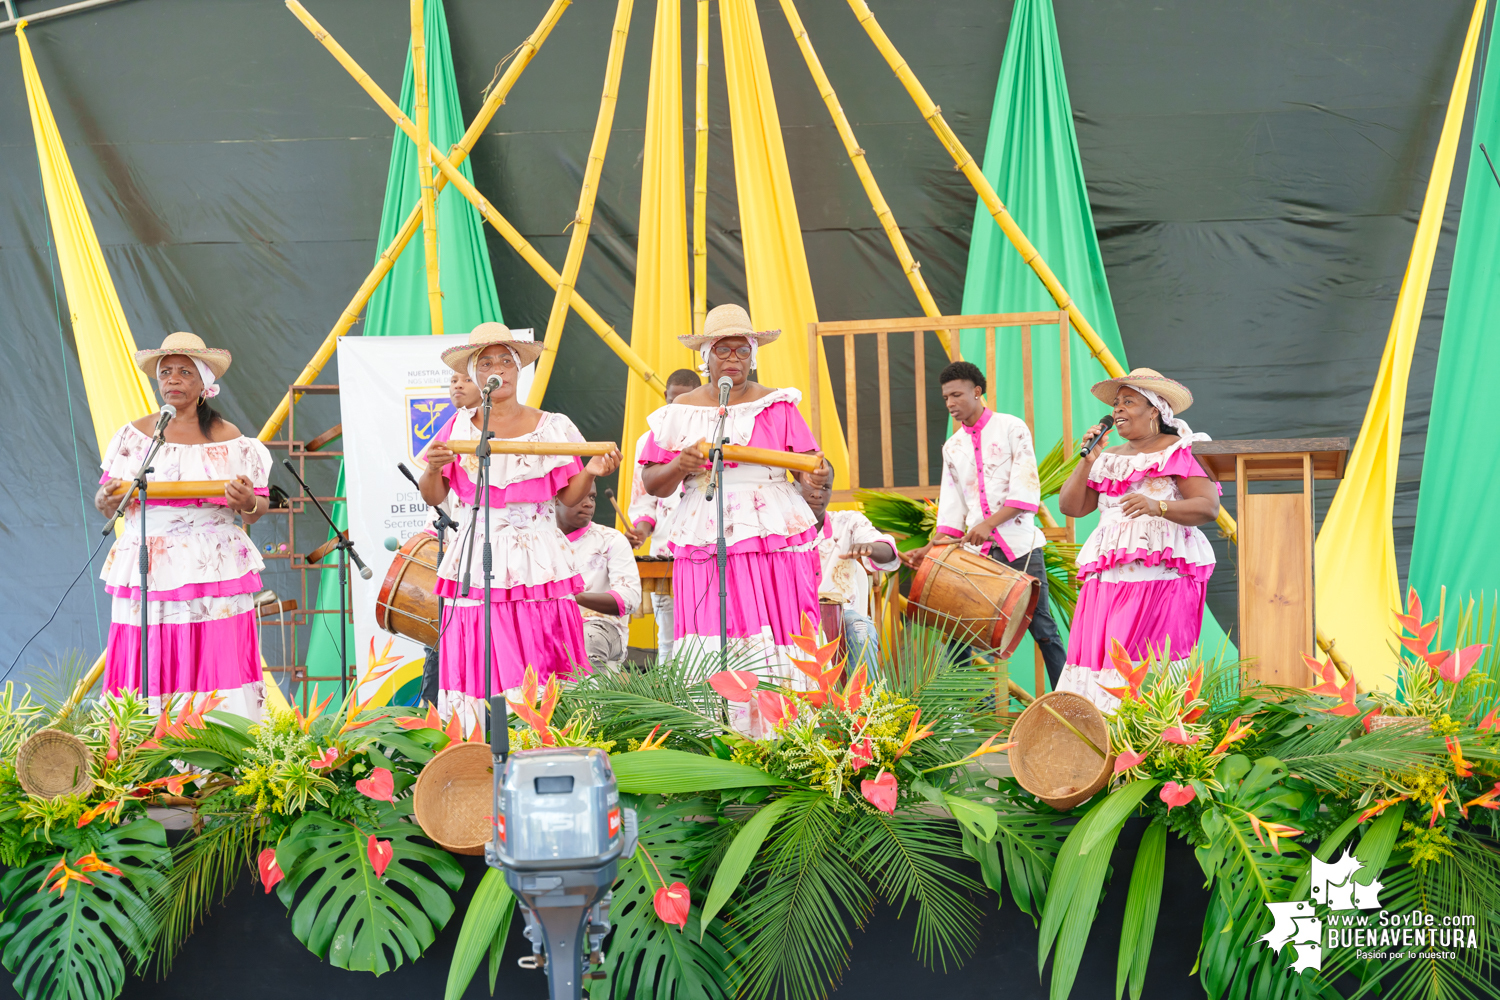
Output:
[
  {"xmin": 990, "ymin": 545, "xmax": 1067, "ymax": 688},
  {"xmin": 421, "ymin": 644, "xmax": 440, "ymax": 709}
]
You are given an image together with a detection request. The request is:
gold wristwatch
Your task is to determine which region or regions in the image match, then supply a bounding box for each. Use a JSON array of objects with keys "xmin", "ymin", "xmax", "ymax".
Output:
[{"xmin": 1158, "ymin": 500, "xmax": 1169, "ymax": 516}]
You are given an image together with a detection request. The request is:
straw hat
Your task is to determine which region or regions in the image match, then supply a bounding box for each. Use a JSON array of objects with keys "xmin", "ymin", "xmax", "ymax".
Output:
[
  {"xmin": 134, "ymin": 332, "xmax": 232, "ymax": 379},
  {"xmin": 441, "ymin": 322, "xmax": 545, "ymax": 375},
  {"xmin": 1091, "ymin": 367, "xmax": 1194, "ymax": 414},
  {"xmin": 676, "ymin": 304, "xmax": 781, "ymax": 351}
]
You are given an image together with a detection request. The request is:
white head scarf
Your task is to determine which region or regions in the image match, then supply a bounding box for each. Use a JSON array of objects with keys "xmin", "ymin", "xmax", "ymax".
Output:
[
  {"xmin": 1130, "ymin": 384, "xmax": 1209, "ymax": 442},
  {"xmin": 158, "ymin": 357, "xmax": 220, "ymax": 399},
  {"xmin": 698, "ymin": 337, "xmax": 759, "ymax": 378},
  {"xmin": 468, "ymin": 345, "xmax": 523, "ymax": 387}
]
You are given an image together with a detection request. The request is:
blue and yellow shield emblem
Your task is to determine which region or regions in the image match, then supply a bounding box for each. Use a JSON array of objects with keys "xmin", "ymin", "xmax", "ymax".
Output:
[{"xmin": 407, "ymin": 394, "xmax": 456, "ymax": 464}]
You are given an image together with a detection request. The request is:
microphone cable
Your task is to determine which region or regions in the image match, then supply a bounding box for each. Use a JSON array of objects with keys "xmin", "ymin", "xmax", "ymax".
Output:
[{"xmin": 3, "ymin": 531, "xmax": 113, "ymax": 684}]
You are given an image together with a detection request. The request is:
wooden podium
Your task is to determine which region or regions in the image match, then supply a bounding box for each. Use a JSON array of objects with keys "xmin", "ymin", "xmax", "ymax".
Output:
[{"xmin": 1193, "ymin": 438, "xmax": 1348, "ymax": 687}]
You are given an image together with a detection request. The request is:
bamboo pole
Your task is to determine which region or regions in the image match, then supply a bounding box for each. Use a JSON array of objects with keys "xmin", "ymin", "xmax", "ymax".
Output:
[
  {"xmin": 527, "ymin": 0, "xmax": 634, "ymax": 407},
  {"xmin": 108, "ymin": 480, "xmax": 231, "ymax": 500},
  {"xmin": 411, "ymin": 0, "xmax": 443, "ymax": 336},
  {"xmin": 444, "ymin": 439, "xmax": 618, "ymax": 457},
  {"xmin": 259, "ymin": 0, "xmax": 571, "ymax": 443},
  {"xmin": 778, "ymin": 0, "xmax": 952, "ymax": 360},
  {"xmin": 692, "ymin": 0, "xmax": 709, "ymax": 337},
  {"xmin": 683, "ymin": 442, "xmax": 824, "ymax": 474},
  {"xmin": 842, "ymin": 0, "xmax": 1242, "ymax": 551},
  {"xmin": 282, "ymin": 1, "xmax": 665, "ymax": 414},
  {"xmin": 57, "ymin": 652, "xmax": 107, "ymax": 723}
]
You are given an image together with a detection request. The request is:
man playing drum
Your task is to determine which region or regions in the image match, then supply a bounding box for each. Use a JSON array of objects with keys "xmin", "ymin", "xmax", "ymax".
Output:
[{"xmin": 901, "ymin": 361, "xmax": 1067, "ymax": 687}]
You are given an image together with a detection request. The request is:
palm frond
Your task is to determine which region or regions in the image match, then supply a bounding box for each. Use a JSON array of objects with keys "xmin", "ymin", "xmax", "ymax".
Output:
[
  {"xmin": 1036, "ymin": 436, "xmax": 1079, "ymax": 499},
  {"xmin": 151, "ymin": 813, "xmax": 259, "ymax": 975},
  {"xmin": 850, "ymin": 813, "xmax": 983, "ymax": 971},
  {"xmin": 853, "ymin": 490, "xmax": 935, "ymax": 549},
  {"xmin": 29, "ymin": 651, "xmax": 97, "ymax": 734}
]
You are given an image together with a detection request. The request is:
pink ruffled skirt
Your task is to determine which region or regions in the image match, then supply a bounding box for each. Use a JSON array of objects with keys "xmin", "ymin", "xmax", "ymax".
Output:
[
  {"xmin": 1057, "ymin": 576, "xmax": 1206, "ymax": 711},
  {"xmin": 438, "ymin": 598, "xmax": 587, "ymax": 695},
  {"xmin": 104, "ymin": 594, "xmax": 264, "ymax": 719},
  {"xmin": 670, "ymin": 548, "xmax": 820, "ymax": 673}
]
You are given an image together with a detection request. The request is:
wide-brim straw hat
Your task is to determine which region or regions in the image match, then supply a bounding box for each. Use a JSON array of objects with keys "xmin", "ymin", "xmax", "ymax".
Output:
[
  {"xmin": 134, "ymin": 332, "xmax": 232, "ymax": 379},
  {"xmin": 441, "ymin": 322, "xmax": 545, "ymax": 375},
  {"xmin": 677, "ymin": 304, "xmax": 781, "ymax": 351},
  {"xmin": 1091, "ymin": 367, "xmax": 1193, "ymax": 414}
]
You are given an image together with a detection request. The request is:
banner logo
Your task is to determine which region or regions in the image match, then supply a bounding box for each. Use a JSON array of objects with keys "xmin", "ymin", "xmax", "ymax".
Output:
[{"xmin": 407, "ymin": 394, "xmax": 455, "ymax": 464}]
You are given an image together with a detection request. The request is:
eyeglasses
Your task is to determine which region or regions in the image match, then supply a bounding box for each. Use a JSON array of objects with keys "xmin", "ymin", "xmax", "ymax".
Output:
[{"xmin": 711, "ymin": 344, "xmax": 753, "ymax": 360}]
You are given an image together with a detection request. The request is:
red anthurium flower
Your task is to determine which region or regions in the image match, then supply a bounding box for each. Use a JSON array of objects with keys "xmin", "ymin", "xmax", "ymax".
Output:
[
  {"xmin": 258, "ymin": 848, "xmax": 283, "ymax": 892},
  {"xmin": 1159, "ymin": 782, "xmax": 1196, "ymax": 810},
  {"xmin": 849, "ymin": 738, "xmax": 874, "ymax": 769},
  {"xmin": 1160, "ymin": 726, "xmax": 1202, "ymax": 746},
  {"xmin": 367, "ymin": 836, "xmax": 394, "ymax": 878},
  {"xmin": 708, "ymin": 670, "xmax": 760, "ymax": 703},
  {"xmin": 860, "ymin": 771, "xmax": 898, "ymax": 814},
  {"xmin": 355, "ymin": 767, "xmax": 395, "ymax": 802},
  {"xmin": 1113, "ymin": 747, "xmax": 1148, "ymax": 774},
  {"xmin": 310, "ymin": 747, "xmax": 339, "ymax": 770},
  {"xmin": 1438, "ymin": 644, "xmax": 1488, "ymax": 685},
  {"xmin": 755, "ymin": 690, "xmax": 798, "ymax": 731},
  {"xmin": 105, "ymin": 720, "xmax": 121, "ymax": 762},
  {"xmin": 76, "ymin": 800, "xmax": 119, "ymax": 829},
  {"xmin": 1303, "ymin": 654, "xmax": 1343, "ymax": 697},
  {"xmin": 653, "ymin": 881, "xmax": 691, "ymax": 931}
]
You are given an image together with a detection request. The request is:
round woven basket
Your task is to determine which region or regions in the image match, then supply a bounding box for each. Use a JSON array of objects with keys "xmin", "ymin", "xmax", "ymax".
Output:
[
  {"xmin": 412, "ymin": 741, "xmax": 493, "ymax": 855},
  {"xmin": 1008, "ymin": 691, "xmax": 1113, "ymax": 811},
  {"xmin": 16, "ymin": 729, "xmax": 94, "ymax": 800}
]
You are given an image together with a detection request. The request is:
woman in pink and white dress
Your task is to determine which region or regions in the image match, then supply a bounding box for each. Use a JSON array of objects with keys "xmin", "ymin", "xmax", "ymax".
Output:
[
  {"xmin": 638, "ymin": 304, "xmax": 831, "ymax": 679},
  {"xmin": 420, "ymin": 324, "xmax": 620, "ymax": 726},
  {"xmin": 93, "ymin": 333, "xmax": 271, "ymax": 719},
  {"xmin": 1057, "ymin": 368, "xmax": 1221, "ymax": 710}
]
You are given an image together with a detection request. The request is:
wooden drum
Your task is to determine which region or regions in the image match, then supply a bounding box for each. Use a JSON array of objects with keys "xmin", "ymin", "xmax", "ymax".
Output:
[
  {"xmin": 636, "ymin": 556, "xmax": 674, "ymax": 598},
  {"xmin": 375, "ymin": 534, "xmax": 441, "ymax": 647},
  {"xmin": 906, "ymin": 543, "xmax": 1039, "ymax": 656}
]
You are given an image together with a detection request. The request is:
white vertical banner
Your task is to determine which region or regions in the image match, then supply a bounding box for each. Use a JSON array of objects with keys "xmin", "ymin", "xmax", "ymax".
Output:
[{"xmin": 337, "ymin": 332, "xmax": 534, "ymax": 698}]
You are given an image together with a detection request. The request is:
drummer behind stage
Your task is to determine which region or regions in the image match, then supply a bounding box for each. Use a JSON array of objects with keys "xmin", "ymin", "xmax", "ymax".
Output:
[
  {"xmin": 557, "ymin": 481, "xmax": 642, "ymax": 669},
  {"xmin": 900, "ymin": 361, "xmax": 1067, "ymax": 686},
  {"xmin": 625, "ymin": 368, "xmax": 702, "ymax": 661},
  {"xmin": 796, "ymin": 464, "xmax": 900, "ymax": 672}
]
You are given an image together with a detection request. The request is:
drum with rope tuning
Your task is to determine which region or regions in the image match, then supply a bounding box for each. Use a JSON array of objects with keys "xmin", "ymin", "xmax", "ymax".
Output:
[
  {"xmin": 906, "ymin": 542, "xmax": 1038, "ymax": 656},
  {"xmin": 375, "ymin": 533, "xmax": 441, "ymax": 647}
]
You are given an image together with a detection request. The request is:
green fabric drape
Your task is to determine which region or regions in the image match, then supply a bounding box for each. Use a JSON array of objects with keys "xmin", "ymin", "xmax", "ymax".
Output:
[
  {"xmin": 304, "ymin": 0, "xmax": 502, "ymax": 686},
  {"xmin": 1408, "ymin": 10, "xmax": 1500, "ymax": 639},
  {"xmin": 957, "ymin": 0, "xmax": 1234, "ymax": 691}
]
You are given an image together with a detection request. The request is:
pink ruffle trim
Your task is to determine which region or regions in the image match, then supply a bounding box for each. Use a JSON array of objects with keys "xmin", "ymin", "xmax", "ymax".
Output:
[
  {"xmin": 672, "ymin": 548, "xmax": 820, "ymax": 644},
  {"xmin": 439, "ymin": 599, "xmax": 587, "ymax": 692},
  {"xmin": 1087, "ymin": 449, "xmax": 1222, "ymax": 496},
  {"xmin": 434, "ymin": 574, "xmax": 584, "ymax": 602},
  {"xmin": 1076, "ymin": 546, "xmax": 1215, "ymax": 583},
  {"xmin": 104, "ymin": 612, "xmax": 262, "ymax": 697},
  {"xmin": 106, "ymin": 570, "xmax": 263, "ymax": 602},
  {"xmin": 442, "ymin": 461, "xmax": 580, "ymax": 507},
  {"xmin": 667, "ymin": 523, "xmax": 819, "ymax": 559}
]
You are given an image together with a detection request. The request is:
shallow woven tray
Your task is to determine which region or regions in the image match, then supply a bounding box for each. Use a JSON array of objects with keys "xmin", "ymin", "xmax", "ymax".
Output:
[
  {"xmin": 412, "ymin": 740, "xmax": 494, "ymax": 855},
  {"xmin": 16, "ymin": 729, "xmax": 94, "ymax": 800},
  {"xmin": 1008, "ymin": 691, "xmax": 1113, "ymax": 811}
]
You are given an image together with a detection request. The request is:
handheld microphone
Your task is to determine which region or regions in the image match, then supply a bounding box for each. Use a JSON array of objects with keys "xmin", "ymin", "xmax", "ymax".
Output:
[
  {"xmin": 352, "ymin": 551, "xmax": 373, "ymax": 581},
  {"xmin": 1079, "ymin": 415, "xmax": 1115, "ymax": 459},
  {"xmin": 717, "ymin": 376, "xmax": 733, "ymax": 407}
]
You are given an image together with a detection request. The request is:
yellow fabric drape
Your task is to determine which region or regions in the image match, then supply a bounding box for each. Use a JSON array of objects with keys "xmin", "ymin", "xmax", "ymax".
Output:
[
  {"xmin": 719, "ymin": 0, "xmax": 849, "ymax": 483},
  {"xmin": 1314, "ymin": 0, "xmax": 1487, "ymax": 690},
  {"xmin": 18, "ymin": 23, "xmax": 155, "ymax": 451},
  {"xmin": 619, "ymin": 0, "xmax": 696, "ymax": 518}
]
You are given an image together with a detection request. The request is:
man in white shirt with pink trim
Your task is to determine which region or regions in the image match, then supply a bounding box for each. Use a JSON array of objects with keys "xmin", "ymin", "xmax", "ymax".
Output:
[
  {"xmin": 901, "ymin": 360, "xmax": 1067, "ymax": 686},
  {"xmin": 556, "ymin": 481, "xmax": 642, "ymax": 669}
]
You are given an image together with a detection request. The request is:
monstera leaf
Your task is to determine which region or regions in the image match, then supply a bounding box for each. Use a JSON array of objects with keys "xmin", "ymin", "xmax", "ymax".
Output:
[
  {"xmin": 274, "ymin": 803, "xmax": 464, "ymax": 975},
  {"xmin": 0, "ymin": 817, "xmax": 170, "ymax": 1000}
]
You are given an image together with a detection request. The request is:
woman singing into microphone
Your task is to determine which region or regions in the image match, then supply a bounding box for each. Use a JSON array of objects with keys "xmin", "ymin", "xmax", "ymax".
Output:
[
  {"xmin": 93, "ymin": 333, "xmax": 271, "ymax": 719},
  {"xmin": 638, "ymin": 304, "xmax": 831, "ymax": 680},
  {"xmin": 1057, "ymin": 368, "xmax": 1220, "ymax": 710},
  {"xmin": 419, "ymin": 324, "xmax": 620, "ymax": 727}
]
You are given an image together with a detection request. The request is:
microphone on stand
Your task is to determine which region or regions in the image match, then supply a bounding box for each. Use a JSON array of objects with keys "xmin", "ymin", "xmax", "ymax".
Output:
[
  {"xmin": 482, "ymin": 374, "xmax": 502, "ymax": 397},
  {"xmin": 716, "ymin": 375, "xmax": 733, "ymax": 408},
  {"xmin": 1079, "ymin": 415, "xmax": 1115, "ymax": 459},
  {"xmin": 153, "ymin": 404, "xmax": 177, "ymax": 438}
]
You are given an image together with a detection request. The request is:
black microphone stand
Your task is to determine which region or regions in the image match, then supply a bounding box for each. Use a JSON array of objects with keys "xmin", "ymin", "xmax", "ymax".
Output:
[
  {"xmin": 103, "ymin": 409, "xmax": 173, "ymax": 701},
  {"xmin": 282, "ymin": 459, "xmax": 368, "ymax": 703},
  {"xmin": 705, "ymin": 388, "xmax": 730, "ymax": 672},
  {"xmin": 476, "ymin": 382, "xmax": 497, "ymax": 737}
]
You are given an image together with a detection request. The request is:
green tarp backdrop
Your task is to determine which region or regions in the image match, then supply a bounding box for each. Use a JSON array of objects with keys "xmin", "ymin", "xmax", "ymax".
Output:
[
  {"xmin": 303, "ymin": 0, "xmax": 502, "ymax": 686},
  {"xmin": 957, "ymin": 0, "xmax": 1235, "ymax": 689}
]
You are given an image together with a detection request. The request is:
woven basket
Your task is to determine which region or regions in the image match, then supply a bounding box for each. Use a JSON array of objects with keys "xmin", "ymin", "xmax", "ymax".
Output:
[
  {"xmin": 412, "ymin": 741, "xmax": 494, "ymax": 855},
  {"xmin": 16, "ymin": 729, "xmax": 94, "ymax": 800},
  {"xmin": 1008, "ymin": 691, "xmax": 1113, "ymax": 811}
]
